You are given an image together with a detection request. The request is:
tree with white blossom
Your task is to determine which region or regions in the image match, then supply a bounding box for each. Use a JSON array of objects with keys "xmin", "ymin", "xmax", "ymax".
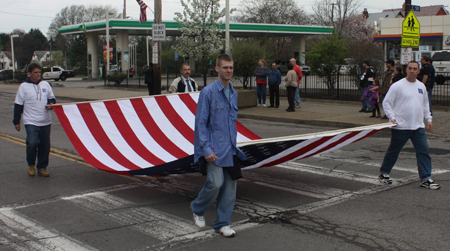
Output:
[{"xmin": 173, "ymin": 0, "xmax": 227, "ymax": 86}]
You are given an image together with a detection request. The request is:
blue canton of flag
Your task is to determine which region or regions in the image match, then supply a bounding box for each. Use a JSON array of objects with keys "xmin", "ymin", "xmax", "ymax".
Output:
[{"xmin": 418, "ymin": 88, "xmax": 423, "ymax": 94}]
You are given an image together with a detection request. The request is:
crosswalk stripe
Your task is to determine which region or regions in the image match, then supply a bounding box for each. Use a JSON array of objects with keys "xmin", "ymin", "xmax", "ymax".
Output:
[
  {"xmin": 276, "ymin": 162, "xmax": 380, "ymax": 184},
  {"xmin": 0, "ymin": 208, "xmax": 97, "ymax": 251}
]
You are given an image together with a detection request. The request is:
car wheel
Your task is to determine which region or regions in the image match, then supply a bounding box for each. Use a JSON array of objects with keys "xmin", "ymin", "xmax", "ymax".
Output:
[{"xmin": 60, "ymin": 75, "xmax": 67, "ymax": 81}]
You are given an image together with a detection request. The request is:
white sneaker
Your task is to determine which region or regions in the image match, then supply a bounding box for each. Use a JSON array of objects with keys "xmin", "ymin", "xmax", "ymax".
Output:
[
  {"xmin": 262, "ymin": 104, "xmax": 267, "ymax": 107},
  {"xmin": 256, "ymin": 104, "xmax": 261, "ymax": 107},
  {"xmin": 193, "ymin": 213, "xmax": 205, "ymax": 228},
  {"xmin": 216, "ymin": 225, "xmax": 235, "ymax": 237}
]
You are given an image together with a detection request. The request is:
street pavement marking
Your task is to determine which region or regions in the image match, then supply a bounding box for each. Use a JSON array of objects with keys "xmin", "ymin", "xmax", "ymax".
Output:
[
  {"xmin": 0, "ymin": 208, "xmax": 97, "ymax": 251},
  {"xmin": 276, "ymin": 161, "xmax": 380, "ymax": 184},
  {"xmin": 312, "ymin": 153, "xmax": 417, "ymax": 173}
]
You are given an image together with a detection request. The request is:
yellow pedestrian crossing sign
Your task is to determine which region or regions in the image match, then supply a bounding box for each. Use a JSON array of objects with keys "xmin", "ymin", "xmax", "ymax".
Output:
[{"xmin": 401, "ymin": 10, "xmax": 420, "ymax": 48}]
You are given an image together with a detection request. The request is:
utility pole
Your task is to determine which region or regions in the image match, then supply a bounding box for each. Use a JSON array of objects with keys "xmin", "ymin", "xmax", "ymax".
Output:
[
  {"xmin": 123, "ymin": 0, "xmax": 127, "ymax": 19},
  {"xmin": 331, "ymin": 3, "xmax": 335, "ymax": 27},
  {"xmin": 405, "ymin": 0, "xmax": 412, "ymax": 13},
  {"xmin": 153, "ymin": 0, "xmax": 162, "ymax": 95}
]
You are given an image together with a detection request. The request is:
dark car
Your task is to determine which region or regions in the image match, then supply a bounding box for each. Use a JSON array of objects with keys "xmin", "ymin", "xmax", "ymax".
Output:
[
  {"xmin": 0, "ymin": 69, "xmax": 13, "ymax": 81},
  {"xmin": 275, "ymin": 60, "xmax": 310, "ymax": 75}
]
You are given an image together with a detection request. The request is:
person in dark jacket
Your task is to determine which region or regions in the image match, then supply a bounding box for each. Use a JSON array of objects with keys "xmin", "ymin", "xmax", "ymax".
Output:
[
  {"xmin": 13, "ymin": 63, "xmax": 56, "ymax": 177},
  {"xmin": 359, "ymin": 60, "xmax": 375, "ymax": 113},
  {"xmin": 142, "ymin": 64, "xmax": 154, "ymax": 95},
  {"xmin": 267, "ymin": 62, "xmax": 282, "ymax": 108}
]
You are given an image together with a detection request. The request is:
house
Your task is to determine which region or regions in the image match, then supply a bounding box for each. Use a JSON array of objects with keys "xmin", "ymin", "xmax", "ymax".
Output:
[
  {"xmin": 31, "ymin": 51, "xmax": 63, "ymax": 66},
  {"xmin": 0, "ymin": 51, "xmax": 15, "ymax": 70},
  {"xmin": 383, "ymin": 4, "xmax": 449, "ymax": 17}
]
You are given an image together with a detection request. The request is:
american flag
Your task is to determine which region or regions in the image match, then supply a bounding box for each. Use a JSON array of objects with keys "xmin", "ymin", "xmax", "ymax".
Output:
[
  {"xmin": 137, "ymin": 0, "xmax": 148, "ymax": 23},
  {"xmin": 52, "ymin": 92, "xmax": 393, "ymax": 177}
]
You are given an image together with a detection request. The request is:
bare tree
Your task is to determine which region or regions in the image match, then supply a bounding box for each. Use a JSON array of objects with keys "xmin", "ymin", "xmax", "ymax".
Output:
[
  {"xmin": 232, "ymin": 0, "xmax": 311, "ymax": 25},
  {"xmin": 47, "ymin": 5, "xmax": 119, "ymax": 39},
  {"xmin": 312, "ymin": 0, "xmax": 363, "ymax": 32}
]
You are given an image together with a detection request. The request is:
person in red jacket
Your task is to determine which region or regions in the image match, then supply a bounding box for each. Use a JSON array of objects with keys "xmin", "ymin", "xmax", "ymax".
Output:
[
  {"xmin": 254, "ymin": 59, "xmax": 268, "ymax": 107},
  {"xmin": 290, "ymin": 58, "xmax": 303, "ymax": 108}
]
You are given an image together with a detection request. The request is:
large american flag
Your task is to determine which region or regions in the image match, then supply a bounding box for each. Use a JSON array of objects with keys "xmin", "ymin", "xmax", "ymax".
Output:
[
  {"xmin": 136, "ymin": 0, "xmax": 148, "ymax": 23},
  {"xmin": 52, "ymin": 92, "xmax": 393, "ymax": 177}
]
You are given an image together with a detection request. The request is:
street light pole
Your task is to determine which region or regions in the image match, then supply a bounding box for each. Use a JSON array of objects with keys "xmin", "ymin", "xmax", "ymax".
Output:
[
  {"xmin": 225, "ymin": 0, "xmax": 230, "ymax": 54},
  {"xmin": 10, "ymin": 34, "xmax": 19, "ymax": 81}
]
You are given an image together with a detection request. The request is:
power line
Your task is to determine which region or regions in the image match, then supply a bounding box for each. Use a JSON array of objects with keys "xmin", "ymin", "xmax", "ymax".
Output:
[{"xmin": 0, "ymin": 10, "xmax": 53, "ymax": 18}]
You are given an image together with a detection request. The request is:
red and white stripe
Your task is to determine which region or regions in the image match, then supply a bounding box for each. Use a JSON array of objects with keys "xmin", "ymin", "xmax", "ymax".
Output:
[
  {"xmin": 137, "ymin": 0, "xmax": 148, "ymax": 23},
  {"xmin": 53, "ymin": 92, "xmax": 260, "ymax": 175}
]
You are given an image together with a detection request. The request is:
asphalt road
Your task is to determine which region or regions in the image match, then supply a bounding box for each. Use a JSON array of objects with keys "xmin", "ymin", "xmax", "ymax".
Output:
[{"xmin": 1, "ymin": 91, "xmax": 450, "ymax": 250}]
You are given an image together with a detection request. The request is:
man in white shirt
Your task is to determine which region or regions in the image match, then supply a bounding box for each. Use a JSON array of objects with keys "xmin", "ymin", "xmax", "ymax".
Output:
[
  {"xmin": 378, "ymin": 61, "xmax": 440, "ymax": 189},
  {"xmin": 169, "ymin": 63, "xmax": 198, "ymax": 93},
  {"xmin": 13, "ymin": 63, "xmax": 56, "ymax": 177}
]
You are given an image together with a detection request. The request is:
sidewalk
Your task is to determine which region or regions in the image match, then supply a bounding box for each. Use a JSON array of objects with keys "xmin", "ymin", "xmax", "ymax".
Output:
[{"xmin": 2, "ymin": 83, "xmax": 449, "ymax": 138}]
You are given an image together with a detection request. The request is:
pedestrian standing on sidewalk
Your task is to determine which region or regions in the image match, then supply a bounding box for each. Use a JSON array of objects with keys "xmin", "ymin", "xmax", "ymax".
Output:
[
  {"xmin": 254, "ymin": 59, "xmax": 268, "ymax": 107},
  {"xmin": 284, "ymin": 63, "xmax": 298, "ymax": 112},
  {"xmin": 191, "ymin": 54, "xmax": 249, "ymax": 237},
  {"xmin": 169, "ymin": 62, "xmax": 198, "ymax": 93},
  {"xmin": 290, "ymin": 58, "xmax": 303, "ymax": 108},
  {"xmin": 267, "ymin": 62, "xmax": 281, "ymax": 108},
  {"xmin": 13, "ymin": 63, "xmax": 56, "ymax": 177},
  {"xmin": 142, "ymin": 63, "xmax": 154, "ymax": 95},
  {"xmin": 359, "ymin": 60, "xmax": 375, "ymax": 113},
  {"xmin": 380, "ymin": 59, "xmax": 395, "ymax": 119},
  {"xmin": 378, "ymin": 61, "xmax": 440, "ymax": 189}
]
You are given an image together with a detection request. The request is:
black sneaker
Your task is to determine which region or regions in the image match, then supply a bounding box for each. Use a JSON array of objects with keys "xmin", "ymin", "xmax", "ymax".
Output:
[
  {"xmin": 359, "ymin": 109, "xmax": 366, "ymax": 112},
  {"xmin": 420, "ymin": 179, "xmax": 441, "ymax": 190},
  {"xmin": 378, "ymin": 174, "xmax": 392, "ymax": 184}
]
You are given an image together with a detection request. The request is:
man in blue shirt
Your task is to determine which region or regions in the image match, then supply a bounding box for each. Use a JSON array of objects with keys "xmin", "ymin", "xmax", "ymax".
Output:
[
  {"xmin": 267, "ymin": 62, "xmax": 282, "ymax": 108},
  {"xmin": 191, "ymin": 54, "xmax": 248, "ymax": 237}
]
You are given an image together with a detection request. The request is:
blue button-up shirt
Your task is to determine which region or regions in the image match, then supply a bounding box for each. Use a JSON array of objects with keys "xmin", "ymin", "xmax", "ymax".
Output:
[{"xmin": 194, "ymin": 80, "xmax": 248, "ymax": 167}]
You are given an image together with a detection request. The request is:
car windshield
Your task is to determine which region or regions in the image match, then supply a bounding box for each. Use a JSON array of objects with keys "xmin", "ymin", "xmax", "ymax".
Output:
[{"xmin": 432, "ymin": 52, "xmax": 450, "ymax": 61}]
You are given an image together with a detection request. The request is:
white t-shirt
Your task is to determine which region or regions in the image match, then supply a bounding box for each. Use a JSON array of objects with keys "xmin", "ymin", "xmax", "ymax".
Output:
[
  {"xmin": 382, "ymin": 77, "xmax": 431, "ymax": 130},
  {"xmin": 14, "ymin": 81, "xmax": 55, "ymax": 126}
]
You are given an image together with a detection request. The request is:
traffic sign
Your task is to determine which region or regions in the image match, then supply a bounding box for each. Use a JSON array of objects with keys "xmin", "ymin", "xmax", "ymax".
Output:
[
  {"xmin": 401, "ymin": 10, "xmax": 420, "ymax": 48},
  {"xmin": 412, "ymin": 5, "xmax": 420, "ymax": 11},
  {"xmin": 400, "ymin": 47, "xmax": 413, "ymax": 65},
  {"xmin": 152, "ymin": 24, "xmax": 166, "ymax": 41}
]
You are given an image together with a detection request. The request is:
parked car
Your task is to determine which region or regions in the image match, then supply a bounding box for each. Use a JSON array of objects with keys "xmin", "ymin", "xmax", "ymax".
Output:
[
  {"xmin": 0, "ymin": 69, "xmax": 13, "ymax": 81},
  {"xmin": 110, "ymin": 65, "xmax": 135, "ymax": 78},
  {"xmin": 275, "ymin": 60, "xmax": 310, "ymax": 76},
  {"xmin": 431, "ymin": 51, "xmax": 450, "ymax": 85},
  {"xmin": 42, "ymin": 66, "xmax": 75, "ymax": 81}
]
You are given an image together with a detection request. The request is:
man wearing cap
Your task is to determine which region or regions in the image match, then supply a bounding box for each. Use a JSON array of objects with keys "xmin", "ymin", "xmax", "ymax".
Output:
[{"xmin": 380, "ymin": 59, "xmax": 395, "ymax": 119}]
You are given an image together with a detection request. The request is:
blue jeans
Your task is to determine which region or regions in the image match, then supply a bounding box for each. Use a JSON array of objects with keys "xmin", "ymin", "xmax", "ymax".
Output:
[
  {"xmin": 428, "ymin": 89, "xmax": 433, "ymax": 115},
  {"xmin": 295, "ymin": 85, "xmax": 301, "ymax": 106},
  {"xmin": 191, "ymin": 162, "xmax": 237, "ymax": 230},
  {"xmin": 380, "ymin": 128, "xmax": 432, "ymax": 181},
  {"xmin": 360, "ymin": 86, "xmax": 372, "ymax": 111},
  {"xmin": 256, "ymin": 84, "xmax": 266, "ymax": 104},
  {"xmin": 25, "ymin": 124, "xmax": 51, "ymax": 171}
]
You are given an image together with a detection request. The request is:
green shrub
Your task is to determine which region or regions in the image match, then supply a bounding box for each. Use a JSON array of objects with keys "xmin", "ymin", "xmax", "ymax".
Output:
[{"xmin": 107, "ymin": 73, "xmax": 127, "ymax": 85}]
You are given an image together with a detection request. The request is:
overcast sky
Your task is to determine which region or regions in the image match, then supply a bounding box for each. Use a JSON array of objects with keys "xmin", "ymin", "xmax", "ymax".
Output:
[{"xmin": 0, "ymin": 0, "xmax": 447, "ymax": 37}]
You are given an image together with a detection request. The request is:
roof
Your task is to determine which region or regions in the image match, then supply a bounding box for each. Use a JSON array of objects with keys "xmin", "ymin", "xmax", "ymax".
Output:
[
  {"xmin": 1, "ymin": 51, "xmax": 12, "ymax": 60},
  {"xmin": 58, "ymin": 20, "xmax": 333, "ymax": 37},
  {"xmin": 366, "ymin": 11, "xmax": 402, "ymax": 26},
  {"xmin": 382, "ymin": 5, "xmax": 448, "ymax": 17}
]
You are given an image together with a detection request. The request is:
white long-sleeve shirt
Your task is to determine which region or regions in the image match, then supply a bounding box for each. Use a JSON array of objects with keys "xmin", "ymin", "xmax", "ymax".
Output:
[{"xmin": 382, "ymin": 77, "xmax": 432, "ymax": 130}]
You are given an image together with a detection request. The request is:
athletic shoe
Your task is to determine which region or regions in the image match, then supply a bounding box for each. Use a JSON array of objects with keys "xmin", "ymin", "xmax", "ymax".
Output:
[
  {"xmin": 420, "ymin": 179, "xmax": 441, "ymax": 190},
  {"xmin": 28, "ymin": 166, "xmax": 35, "ymax": 176},
  {"xmin": 295, "ymin": 105, "xmax": 300, "ymax": 108},
  {"xmin": 359, "ymin": 109, "xmax": 366, "ymax": 112},
  {"xmin": 192, "ymin": 213, "xmax": 205, "ymax": 228},
  {"xmin": 216, "ymin": 226, "xmax": 235, "ymax": 237},
  {"xmin": 38, "ymin": 170, "xmax": 50, "ymax": 177},
  {"xmin": 262, "ymin": 104, "xmax": 267, "ymax": 107},
  {"xmin": 256, "ymin": 104, "xmax": 261, "ymax": 107},
  {"xmin": 378, "ymin": 174, "xmax": 392, "ymax": 184}
]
